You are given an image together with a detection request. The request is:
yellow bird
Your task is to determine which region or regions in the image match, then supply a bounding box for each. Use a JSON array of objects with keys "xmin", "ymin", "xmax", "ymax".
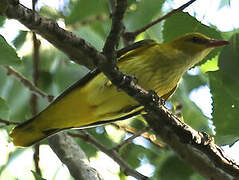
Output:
[{"xmin": 10, "ymin": 33, "xmax": 229, "ymax": 147}]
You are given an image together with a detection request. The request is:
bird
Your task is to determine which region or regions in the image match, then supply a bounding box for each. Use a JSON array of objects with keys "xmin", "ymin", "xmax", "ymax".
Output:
[{"xmin": 10, "ymin": 33, "xmax": 229, "ymax": 147}]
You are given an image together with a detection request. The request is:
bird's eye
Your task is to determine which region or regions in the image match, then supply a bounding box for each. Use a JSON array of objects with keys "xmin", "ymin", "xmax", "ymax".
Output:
[
  {"xmin": 191, "ymin": 36, "xmax": 200, "ymax": 43},
  {"xmin": 188, "ymin": 36, "xmax": 209, "ymax": 44}
]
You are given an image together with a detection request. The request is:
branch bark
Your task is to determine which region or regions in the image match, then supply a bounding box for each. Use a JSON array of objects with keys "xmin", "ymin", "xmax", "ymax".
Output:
[
  {"xmin": 3, "ymin": 66, "xmax": 53, "ymax": 102},
  {"xmin": 48, "ymin": 133, "xmax": 103, "ymax": 180},
  {"xmin": 4, "ymin": 0, "xmax": 103, "ymax": 69},
  {"xmin": 2, "ymin": 0, "xmax": 239, "ymax": 180},
  {"xmin": 123, "ymin": 0, "xmax": 197, "ymax": 41},
  {"xmin": 144, "ymin": 106, "xmax": 239, "ymax": 180},
  {"xmin": 68, "ymin": 130, "xmax": 149, "ymax": 180}
]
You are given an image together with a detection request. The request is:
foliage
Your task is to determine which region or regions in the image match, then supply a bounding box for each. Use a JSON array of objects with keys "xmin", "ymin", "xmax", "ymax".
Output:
[
  {"xmin": 31, "ymin": 171, "xmax": 47, "ymax": 180},
  {"xmin": 0, "ymin": 35, "xmax": 21, "ymax": 65},
  {"xmin": 0, "ymin": 0, "xmax": 238, "ymax": 180},
  {"xmin": 210, "ymin": 33, "xmax": 239, "ymax": 143},
  {"xmin": 0, "ymin": 97, "xmax": 9, "ymax": 120}
]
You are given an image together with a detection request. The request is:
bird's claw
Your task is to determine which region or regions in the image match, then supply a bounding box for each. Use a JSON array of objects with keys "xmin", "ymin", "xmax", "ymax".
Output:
[
  {"xmin": 117, "ymin": 74, "xmax": 138, "ymax": 91},
  {"xmin": 148, "ymin": 90, "xmax": 165, "ymax": 106}
]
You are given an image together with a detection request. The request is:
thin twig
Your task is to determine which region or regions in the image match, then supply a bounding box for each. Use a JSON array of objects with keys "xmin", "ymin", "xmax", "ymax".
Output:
[
  {"xmin": 112, "ymin": 126, "xmax": 150, "ymax": 152},
  {"xmin": 123, "ymin": 0, "xmax": 197, "ymax": 41},
  {"xmin": 111, "ymin": 123, "xmax": 166, "ymax": 149},
  {"xmin": 31, "ymin": 23, "xmax": 42, "ymax": 177},
  {"xmin": 68, "ymin": 130, "xmax": 150, "ymax": 180},
  {"xmin": 31, "ymin": 0, "xmax": 42, "ymax": 174},
  {"xmin": 3, "ymin": 66, "xmax": 54, "ymax": 102},
  {"xmin": 0, "ymin": 118, "xmax": 20, "ymax": 125},
  {"xmin": 103, "ymin": 0, "xmax": 127, "ymax": 61},
  {"xmin": 30, "ymin": 33, "xmax": 40, "ymax": 116},
  {"xmin": 33, "ymin": 143, "xmax": 41, "ymax": 175}
]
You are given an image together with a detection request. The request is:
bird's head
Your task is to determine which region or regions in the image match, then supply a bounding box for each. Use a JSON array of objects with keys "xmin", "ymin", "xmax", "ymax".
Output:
[{"xmin": 169, "ymin": 33, "xmax": 229, "ymax": 65}]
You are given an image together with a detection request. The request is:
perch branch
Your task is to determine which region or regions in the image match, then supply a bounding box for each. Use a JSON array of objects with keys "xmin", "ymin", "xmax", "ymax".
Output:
[
  {"xmin": 0, "ymin": 118, "xmax": 20, "ymax": 125},
  {"xmin": 68, "ymin": 131, "xmax": 150, "ymax": 180},
  {"xmin": 48, "ymin": 133, "xmax": 103, "ymax": 180},
  {"xmin": 111, "ymin": 126, "xmax": 150, "ymax": 152},
  {"xmin": 123, "ymin": 0, "xmax": 197, "ymax": 41},
  {"xmin": 3, "ymin": 66, "xmax": 54, "ymax": 102},
  {"xmin": 111, "ymin": 123, "xmax": 166, "ymax": 148}
]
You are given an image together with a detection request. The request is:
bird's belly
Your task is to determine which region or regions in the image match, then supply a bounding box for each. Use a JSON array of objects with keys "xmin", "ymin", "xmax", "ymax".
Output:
[
  {"xmin": 84, "ymin": 84, "xmax": 138, "ymax": 121},
  {"xmin": 36, "ymin": 90, "xmax": 97, "ymax": 129},
  {"xmin": 83, "ymin": 70, "xmax": 179, "ymax": 121}
]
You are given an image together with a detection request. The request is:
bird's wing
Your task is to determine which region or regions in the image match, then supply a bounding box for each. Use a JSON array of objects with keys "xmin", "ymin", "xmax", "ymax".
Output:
[
  {"xmin": 21, "ymin": 40, "xmax": 158, "ymax": 127},
  {"xmin": 52, "ymin": 69, "xmax": 100, "ymax": 104},
  {"xmin": 117, "ymin": 39, "xmax": 157, "ymax": 58},
  {"xmin": 79, "ymin": 105, "xmax": 143, "ymax": 129},
  {"xmin": 52, "ymin": 39, "xmax": 158, "ymax": 104}
]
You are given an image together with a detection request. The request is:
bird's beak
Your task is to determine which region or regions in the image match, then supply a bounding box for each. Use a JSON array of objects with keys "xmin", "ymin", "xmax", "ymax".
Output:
[{"xmin": 207, "ymin": 39, "xmax": 230, "ymax": 47}]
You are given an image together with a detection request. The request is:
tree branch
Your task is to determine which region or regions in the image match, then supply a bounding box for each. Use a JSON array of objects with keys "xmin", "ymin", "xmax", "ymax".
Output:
[
  {"xmin": 144, "ymin": 107, "xmax": 239, "ymax": 180},
  {"xmin": 111, "ymin": 123, "xmax": 166, "ymax": 149},
  {"xmin": 3, "ymin": 0, "xmax": 104, "ymax": 69},
  {"xmin": 3, "ymin": 66, "xmax": 53, "ymax": 102},
  {"xmin": 124, "ymin": 0, "xmax": 197, "ymax": 42},
  {"xmin": 48, "ymin": 133, "xmax": 103, "ymax": 180},
  {"xmin": 68, "ymin": 131, "xmax": 150, "ymax": 180},
  {"xmin": 103, "ymin": 0, "xmax": 127, "ymax": 60},
  {"xmin": 111, "ymin": 126, "xmax": 150, "ymax": 152},
  {"xmin": 31, "ymin": 0, "xmax": 41, "ymax": 173},
  {"xmin": 0, "ymin": 118, "xmax": 20, "ymax": 125}
]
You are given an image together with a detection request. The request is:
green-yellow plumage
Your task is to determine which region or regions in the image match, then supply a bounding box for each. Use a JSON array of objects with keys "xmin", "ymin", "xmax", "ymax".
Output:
[{"xmin": 10, "ymin": 33, "xmax": 229, "ymax": 147}]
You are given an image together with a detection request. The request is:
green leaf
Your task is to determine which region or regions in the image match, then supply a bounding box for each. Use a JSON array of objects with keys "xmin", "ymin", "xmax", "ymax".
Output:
[
  {"xmin": 66, "ymin": 0, "xmax": 109, "ymax": 25},
  {"xmin": 38, "ymin": 6, "xmax": 63, "ymax": 19},
  {"xmin": 0, "ymin": 16, "xmax": 5, "ymax": 27},
  {"xmin": 53, "ymin": 62, "xmax": 88, "ymax": 93},
  {"xmin": 171, "ymin": 73, "xmax": 211, "ymax": 133},
  {"xmin": 218, "ymin": 0, "xmax": 230, "ymax": 9},
  {"xmin": 0, "ymin": 148, "xmax": 26, "ymax": 176},
  {"xmin": 190, "ymin": 173, "xmax": 207, "ymax": 180},
  {"xmin": 0, "ymin": 66, "xmax": 31, "ymax": 123},
  {"xmin": 12, "ymin": 31, "xmax": 28, "ymax": 50},
  {"xmin": 74, "ymin": 136, "xmax": 98, "ymax": 158},
  {"xmin": 159, "ymin": 155, "xmax": 194, "ymax": 180},
  {"xmin": 0, "ymin": 97, "xmax": 9, "ymax": 120},
  {"xmin": 163, "ymin": 12, "xmax": 222, "ymax": 42},
  {"xmin": 200, "ymin": 56, "xmax": 219, "ymax": 73},
  {"xmin": 73, "ymin": 26, "xmax": 104, "ymax": 50},
  {"xmin": 124, "ymin": 0, "xmax": 165, "ymax": 31},
  {"xmin": 218, "ymin": 33, "xmax": 239, "ymax": 81},
  {"xmin": 181, "ymin": 72, "xmax": 208, "ymax": 93},
  {"xmin": 119, "ymin": 170, "xmax": 127, "ymax": 180},
  {"xmin": 210, "ymin": 34, "xmax": 239, "ymax": 144},
  {"xmin": 89, "ymin": 20, "xmax": 111, "ymax": 40},
  {"xmin": 0, "ymin": 35, "xmax": 21, "ymax": 65},
  {"xmin": 129, "ymin": 116, "xmax": 147, "ymax": 130},
  {"xmin": 163, "ymin": 12, "xmax": 223, "ymax": 63},
  {"xmin": 209, "ymin": 71, "xmax": 239, "ymax": 144},
  {"xmin": 120, "ymin": 143, "xmax": 146, "ymax": 168},
  {"xmin": 31, "ymin": 170, "xmax": 47, "ymax": 180}
]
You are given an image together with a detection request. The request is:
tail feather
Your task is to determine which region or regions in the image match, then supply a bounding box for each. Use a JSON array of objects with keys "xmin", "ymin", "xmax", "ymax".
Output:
[{"xmin": 10, "ymin": 121, "xmax": 59, "ymax": 147}]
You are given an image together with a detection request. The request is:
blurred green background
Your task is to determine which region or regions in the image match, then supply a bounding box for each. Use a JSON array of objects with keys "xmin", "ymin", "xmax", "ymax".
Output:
[{"xmin": 0, "ymin": 0, "xmax": 239, "ymax": 179}]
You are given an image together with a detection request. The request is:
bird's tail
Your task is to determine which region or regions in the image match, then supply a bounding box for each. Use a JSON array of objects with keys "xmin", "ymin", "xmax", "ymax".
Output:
[{"xmin": 10, "ymin": 118, "xmax": 58, "ymax": 147}]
